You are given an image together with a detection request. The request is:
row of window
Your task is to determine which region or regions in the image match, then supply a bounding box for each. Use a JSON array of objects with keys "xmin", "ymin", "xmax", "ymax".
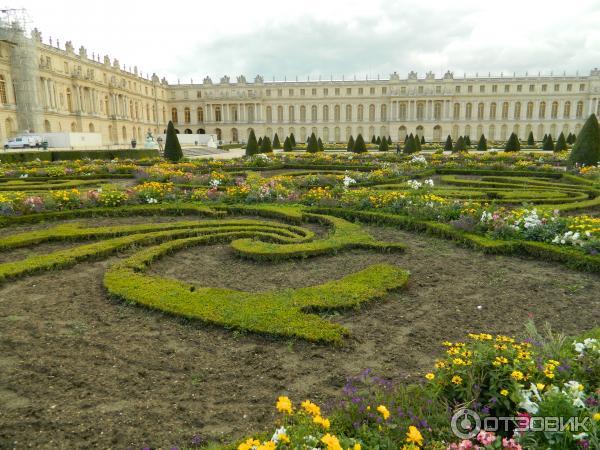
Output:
[
  {"xmin": 170, "ymin": 100, "xmax": 588, "ymax": 124},
  {"xmin": 181, "ymin": 82, "xmax": 588, "ymax": 100}
]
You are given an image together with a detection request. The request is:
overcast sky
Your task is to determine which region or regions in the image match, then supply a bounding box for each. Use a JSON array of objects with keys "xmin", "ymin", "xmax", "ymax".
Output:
[{"xmin": 12, "ymin": 0, "xmax": 600, "ymax": 83}]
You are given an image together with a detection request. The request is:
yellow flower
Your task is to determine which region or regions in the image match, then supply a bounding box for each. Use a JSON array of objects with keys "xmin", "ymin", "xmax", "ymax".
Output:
[
  {"xmin": 351, "ymin": 444, "xmax": 362, "ymax": 450},
  {"xmin": 321, "ymin": 433, "xmax": 343, "ymax": 450},
  {"xmin": 425, "ymin": 373, "xmax": 435, "ymax": 380},
  {"xmin": 451, "ymin": 375, "xmax": 462, "ymax": 385},
  {"xmin": 500, "ymin": 389, "xmax": 509, "ymax": 396},
  {"xmin": 276, "ymin": 396, "xmax": 293, "ymax": 414},
  {"xmin": 279, "ymin": 434, "xmax": 290, "ymax": 444},
  {"xmin": 238, "ymin": 438, "xmax": 260, "ymax": 450},
  {"xmin": 313, "ymin": 415, "xmax": 331, "ymax": 429},
  {"xmin": 435, "ymin": 361, "xmax": 446, "ymax": 369},
  {"xmin": 536, "ymin": 383, "xmax": 546, "ymax": 391},
  {"xmin": 511, "ymin": 370, "xmax": 525, "ymax": 381},
  {"xmin": 377, "ymin": 405, "xmax": 390, "ymax": 420},
  {"xmin": 301, "ymin": 399, "xmax": 321, "ymax": 417},
  {"xmin": 405, "ymin": 425, "xmax": 424, "ymax": 446},
  {"xmin": 593, "ymin": 412, "xmax": 600, "ymax": 422}
]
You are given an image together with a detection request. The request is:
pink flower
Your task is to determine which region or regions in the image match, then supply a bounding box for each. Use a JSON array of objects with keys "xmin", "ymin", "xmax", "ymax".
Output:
[
  {"xmin": 501, "ymin": 437, "xmax": 522, "ymax": 450},
  {"xmin": 515, "ymin": 412, "xmax": 531, "ymax": 431},
  {"xmin": 447, "ymin": 440, "xmax": 479, "ymax": 450},
  {"xmin": 476, "ymin": 430, "xmax": 496, "ymax": 446}
]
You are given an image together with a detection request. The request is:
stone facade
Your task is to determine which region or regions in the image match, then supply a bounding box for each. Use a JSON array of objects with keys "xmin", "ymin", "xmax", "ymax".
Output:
[{"xmin": 1, "ymin": 29, "xmax": 599, "ymax": 146}]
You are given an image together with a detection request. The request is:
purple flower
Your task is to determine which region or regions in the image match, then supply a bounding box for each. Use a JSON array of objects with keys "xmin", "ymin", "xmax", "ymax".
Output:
[{"xmin": 191, "ymin": 435, "xmax": 203, "ymax": 446}]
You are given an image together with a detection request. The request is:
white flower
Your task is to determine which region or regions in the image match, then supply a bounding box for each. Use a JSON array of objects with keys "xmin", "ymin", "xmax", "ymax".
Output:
[
  {"xmin": 147, "ymin": 197, "xmax": 158, "ymax": 204},
  {"xmin": 573, "ymin": 432, "xmax": 588, "ymax": 441},
  {"xmin": 271, "ymin": 426, "xmax": 287, "ymax": 443},
  {"xmin": 209, "ymin": 178, "xmax": 221, "ymax": 188},
  {"xmin": 410, "ymin": 154, "xmax": 427, "ymax": 166},
  {"xmin": 407, "ymin": 179, "xmax": 422, "ymax": 189},
  {"xmin": 342, "ymin": 173, "xmax": 356, "ymax": 188}
]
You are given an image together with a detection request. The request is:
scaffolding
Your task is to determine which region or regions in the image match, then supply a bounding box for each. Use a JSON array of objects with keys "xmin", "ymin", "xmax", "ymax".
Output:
[{"xmin": 0, "ymin": 8, "xmax": 41, "ymax": 134}]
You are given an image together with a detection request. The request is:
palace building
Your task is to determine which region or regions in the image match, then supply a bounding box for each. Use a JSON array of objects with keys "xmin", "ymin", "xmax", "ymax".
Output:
[{"xmin": 1, "ymin": 22, "xmax": 600, "ymax": 146}]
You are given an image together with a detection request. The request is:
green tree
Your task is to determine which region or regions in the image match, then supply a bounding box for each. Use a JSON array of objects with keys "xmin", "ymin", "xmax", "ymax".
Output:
[
  {"xmin": 258, "ymin": 136, "xmax": 263, "ymax": 148},
  {"xmin": 371, "ymin": 135, "xmax": 377, "ymax": 144},
  {"xmin": 290, "ymin": 133, "xmax": 296, "ymax": 148},
  {"xmin": 347, "ymin": 135, "xmax": 355, "ymax": 152},
  {"xmin": 387, "ymin": 136, "xmax": 392, "ymax": 145},
  {"xmin": 245, "ymin": 129, "xmax": 258, "ymax": 156},
  {"xmin": 527, "ymin": 131, "xmax": 535, "ymax": 146},
  {"xmin": 464, "ymin": 135, "xmax": 471, "ymax": 146},
  {"xmin": 283, "ymin": 136, "xmax": 292, "ymax": 152},
  {"xmin": 542, "ymin": 134, "xmax": 548, "ymax": 145},
  {"xmin": 415, "ymin": 134, "xmax": 422, "ymax": 152},
  {"xmin": 404, "ymin": 134, "xmax": 417, "ymax": 154},
  {"xmin": 453, "ymin": 136, "xmax": 467, "ymax": 152},
  {"xmin": 555, "ymin": 132, "xmax": 567, "ymax": 152},
  {"xmin": 505, "ymin": 132, "xmax": 521, "ymax": 152},
  {"xmin": 421, "ymin": 135, "xmax": 425, "ymax": 144},
  {"xmin": 260, "ymin": 136, "xmax": 273, "ymax": 153},
  {"xmin": 317, "ymin": 137, "xmax": 324, "ymax": 151},
  {"xmin": 353, "ymin": 134, "xmax": 367, "ymax": 153},
  {"xmin": 477, "ymin": 134, "xmax": 488, "ymax": 151},
  {"xmin": 307, "ymin": 132, "xmax": 319, "ymax": 153},
  {"xmin": 163, "ymin": 121, "xmax": 183, "ymax": 162},
  {"xmin": 543, "ymin": 134, "xmax": 554, "ymax": 151},
  {"xmin": 379, "ymin": 136, "xmax": 389, "ymax": 151},
  {"xmin": 444, "ymin": 135, "xmax": 453, "ymax": 151},
  {"xmin": 569, "ymin": 113, "xmax": 600, "ymax": 166},
  {"xmin": 272, "ymin": 133, "xmax": 281, "ymax": 149}
]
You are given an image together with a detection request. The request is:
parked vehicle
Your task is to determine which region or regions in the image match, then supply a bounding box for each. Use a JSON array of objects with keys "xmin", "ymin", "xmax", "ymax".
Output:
[{"xmin": 4, "ymin": 135, "xmax": 43, "ymax": 149}]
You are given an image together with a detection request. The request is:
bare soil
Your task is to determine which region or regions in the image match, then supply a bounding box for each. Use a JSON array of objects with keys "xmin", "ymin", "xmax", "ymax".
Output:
[{"xmin": 1, "ymin": 218, "xmax": 599, "ymax": 449}]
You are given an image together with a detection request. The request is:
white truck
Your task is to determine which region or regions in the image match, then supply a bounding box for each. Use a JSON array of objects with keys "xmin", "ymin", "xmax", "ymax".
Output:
[{"xmin": 4, "ymin": 134, "xmax": 43, "ymax": 150}]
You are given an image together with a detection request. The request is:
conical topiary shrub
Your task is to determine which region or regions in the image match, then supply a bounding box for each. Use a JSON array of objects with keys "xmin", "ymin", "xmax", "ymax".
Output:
[
  {"xmin": 569, "ymin": 114, "xmax": 600, "ymax": 166},
  {"xmin": 555, "ymin": 132, "xmax": 567, "ymax": 152},
  {"xmin": 164, "ymin": 120, "xmax": 183, "ymax": 162},
  {"xmin": 347, "ymin": 135, "xmax": 354, "ymax": 152},
  {"xmin": 477, "ymin": 134, "xmax": 487, "ymax": 151},
  {"xmin": 505, "ymin": 132, "xmax": 521, "ymax": 152},
  {"xmin": 283, "ymin": 136, "xmax": 292, "ymax": 152},
  {"xmin": 379, "ymin": 136, "xmax": 389, "ymax": 151},
  {"xmin": 307, "ymin": 132, "xmax": 319, "ymax": 153},
  {"xmin": 543, "ymin": 134, "xmax": 554, "ymax": 151},
  {"xmin": 245, "ymin": 129, "xmax": 258, "ymax": 156},
  {"xmin": 353, "ymin": 134, "xmax": 367, "ymax": 153},
  {"xmin": 444, "ymin": 135, "xmax": 453, "ymax": 151},
  {"xmin": 290, "ymin": 133, "xmax": 296, "ymax": 148},
  {"xmin": 272, "ymin": 133, "xmax": 281, "ymax": 149}
]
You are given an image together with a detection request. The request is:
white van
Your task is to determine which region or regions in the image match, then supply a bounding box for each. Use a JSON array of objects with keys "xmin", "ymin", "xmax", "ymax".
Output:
[{"xmin": 4, "ymin": 135, "xmax": 43, "ymax": 149}]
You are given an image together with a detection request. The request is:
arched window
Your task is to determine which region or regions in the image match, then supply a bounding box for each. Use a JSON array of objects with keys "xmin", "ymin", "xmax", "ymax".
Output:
[
  {"xmin": 323, "ymin": 127, "xmax": 329, "ymax": 141},
  {"xmin": 323, "ymin": 105, "xmax": 329, "ymax": 122},
  {"xmin": 266, "ymin": 106, "xmax": 272, "ymax": 123},
  {"xmin": 501, "ymin": 102, "xmax": 509, "ymax": 119},
  {"xmin": 433, "ymin": 102, "xmax": 441, "ymax": 120},
  {"xmin": 300, "ymin": 106, "xmax": 306, "ymax": 122},
  {"xmin": 433, "ymin": 125, "xmax": 442, "ymax": 141},
  {"xmin": 551, "ymin": 101, "xmax": 558, "ymax": 119},
  {"xmin": 416, "ymin": 103, "xmax": 424, "ymax": 120},
  {"xmin": 369, "ymin": 104, "xmax": 375, "ymax": 121},
  {"xmin": 171, "ymin": 107, "xmax": 178, "ymax": 123},
  {"xmin": 380, "ymin": 104, "xmax": 387, "ymax": 121},
  {"xmin": 0, "ymin": 75, "xmax": 7, "ymax": 103},
  {"xmin": 576, "ymin": 101, "xmax": 583, "ymax": 118},
  {"xmin": 146, "ymin": 104, "xmax": 150, "ymax": 121},
  {"xmin": 514, "ymin": 102, "xmax": 521, "ymax": 120},
  {"xmin": 399, "ymin": 103, "xmax": 407, "ymax": 120},
  {"xmin": 465, "ymin": 103, "xmax": 472, "ymax": 120},
  {"xmin": 162, "ymin": 107, "xmax": 166, "ymax": 123},
  {"xmin": 345, "ymin": 104, "xmax": 352, "ymax": 121},
  {"xmin": 563, "ymin": 101, "xmax": 571, "ymax": 118},
  {"xmin": 398, "ymin": 126, "xmax": 407, "ymax": 140},
  {"xmin": 334, "ymin": 126, "xmax": 340, "ymax": 142},
  {"xmin": 464, "ymin": 124, "xmax": 471, "ymax": 139},
  {"xmin": 277, "ymin": 105, "xmax": 283, "ymax": 122},
  {"xmin": 453, "ymin": 103, "xmax": 460, "ymax": 120},
  {"xmin": 538, "ymin": 102, "xmax": 546, "ymax": 119},
  {"xmin": 215, "ymin": 128, "xmax": 222, "ymax": 140},
  {"xmin": 526, "ymin": 102, "xmax": 534, "ymax": 119},
  {"xmin": 334, "ymin": 105, "xmax": 340, "ymax": 121},
  {"xmin": 357, "ymin": 105, "xmax": 364, "ymax": 121},
  {"xmin": 247, "ymin": 105, "xmax": 255, "ymax": 122},
  {"xmin": 416, "ymin": 125, "xmax": 424, "ymax": 137},
  {"xmin": 122, "ymin": 126, "xmax": 127, "ymax": 140},
  {"xmin": 44, "ymin": 119, "xmax": 51, "ymax": 132},
  {"xmin": 500, "ymin": 124, "xmax": 508, "ymax": 140},
  {"xmin": 489, "ymin": 103, "xmax": 497, "ymax": 120},
  {"xmin": 184, "ymin": 107, "xmax": 191, "ymax": 124},
  {"xmin": 88, "ymin": 123, "xmax": 95, "ymax": 132},
  {"xmin": 477, "ymin": 103, "xmax": 484, "ymax": 120},
  {"xmin": 214, "ymin": 106, "xmax": 222, "ymax": 122},
  {"xmin": 232, "ymin": 128, "xmax": 238, "ymax": 142},
  {"xmin": 311, "ymin": 105, "xmax": 317, "ymax": 122},
  {"xmin": 288, "ymin": 105, "xmax": 295, "ymax": 122},
  {"xmin": 197, "ymin": 107, "xmax": 204, "ymax": 122},
  {"xmin": 489, "ymin": 124, "xmax": 495, "ymax": 140}
]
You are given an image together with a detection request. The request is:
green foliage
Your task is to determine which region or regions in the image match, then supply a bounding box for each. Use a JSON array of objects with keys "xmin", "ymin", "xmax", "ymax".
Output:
[
  {"xmin": 290, "ymin": 132, "xmax": 296, "ymax": 148},
  {"xmin": 245, "ymin": 129, "xmax": 259, "ymax": 156},
  {"xmin": 378, "ymin": 137, "xmax": 389, "ymax": 152},
  {"xmin": 543, "ymin": 134, "xmax": 555, "ymax": 151},
  {"xmin": 453, "ymin": 136, "xmax": 467, "ymax": 153},
  {"xmin": 555, "ymin": 131, "xmax": 567, "ymax": 152},
  {"xmin": 387, "ymin": 136, "xmax": 392, "ymax": 145},
  {"xmin": 371, "ymin": 135, "xmax": 377, "ymax": 144},
  {"xmin": 404, "ymin": 134, "xmax": 417, "ymax": 154},
  {"xmin": 415, "ymin": 134, "xmax": 422, "ymax": 152},
  {"xmin": 477, "ymin": 134, "xmax": 488, "ymax": 151},
  {"xmin": 347, "ymin": 135, "xmax": 355, "ymax": 152},
  {"xmin": 0, "ymin": 149, "xmax": 159, "ymax": 163},
  {"xmin": 421, "ymin": 135, "xmax": 425, "ymax": 145},
  {"xmin": 307, "ymin": 132, "xmax": 319, "ymax": 153},
  {"xmin": 376, "ymin": 136, "xmax": 381, "ymax": 145},
  {"xmin": 353, "ymin": 134, "xmax": 367, "ymax": 153},
  {"xmin": 504, "ymin": 132, "xmax": 521, "ymax": 152},
  {"xmin": 464, "ymin": 135, "xmax": 471, "ymax": 146},
  {"xmin": 257, "ymin": 136, "xmax": 263, "ymax": 148},
  {"xmin": 527, "ymin": 131, "xmax": 535, "ymax": 146},
  {"xmin": 317, "ymin": 137, "xmax": 324, "ymax": 152},
  {"xmin": 444, "ymin": 135, "xmax": 453, "ymax": 151},
  {"xmin": 283, "ymin": 136, "xmax": 293, "ymax": 152},
  {"xmin": 272, "ymin": 133, "xmax": 281, "ymax": 149},
  {"xmin": 163, "ymin": 121, "xmax": 183, "ymax": 162},
  {"xmin": 260, "ymin": 136, "xmax": 273, "ymax": 153},
  {"xmin": 569, "ymin": 114, "xmax": 600, "ymax": 166}
]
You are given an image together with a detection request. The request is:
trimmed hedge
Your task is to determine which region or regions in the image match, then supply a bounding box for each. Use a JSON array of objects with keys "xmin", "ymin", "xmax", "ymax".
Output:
[
  {"xmin": 308, "ymin": 207, "xmax": 600, "ymax": 273},
  {"xmin": 0, "ymin": 149, "xmax": 159, "ymax": 163}
]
